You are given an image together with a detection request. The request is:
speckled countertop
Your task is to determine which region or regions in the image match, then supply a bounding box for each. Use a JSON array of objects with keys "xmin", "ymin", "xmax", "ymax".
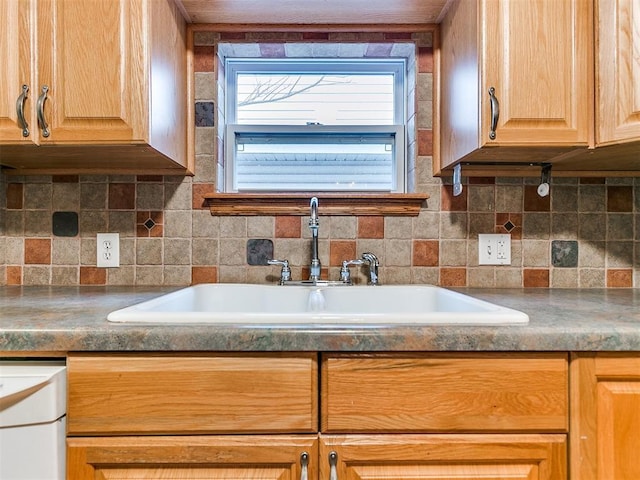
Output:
[{"xmin": 2, "ymin": 286, "xmax": 640, "ymax": 354}]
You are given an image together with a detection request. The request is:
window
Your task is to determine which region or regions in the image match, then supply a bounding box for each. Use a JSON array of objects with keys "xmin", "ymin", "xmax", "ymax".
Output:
[{"xmin": 225, "ymin": 58, "xmax": 407, "ymax": 192}]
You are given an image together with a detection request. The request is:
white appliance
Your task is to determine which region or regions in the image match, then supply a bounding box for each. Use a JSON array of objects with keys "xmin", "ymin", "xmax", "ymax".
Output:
[{"xmin": 0, "ymin": 361, "xmax": 67, "ymax": 480}]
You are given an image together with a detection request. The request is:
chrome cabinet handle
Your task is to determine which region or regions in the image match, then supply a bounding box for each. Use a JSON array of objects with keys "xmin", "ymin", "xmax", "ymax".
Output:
[
  {"xmin": 300, "ymin": 452, "xmax": 309, "ymax": 480},
  {"xmin": 329, "ymin": 451, "xmax": 338, "ymax": 480},
  {"xmin": 488, "ymin": 86, "xmax": 499, "ymax": 140},
  {"xmin": 16, "ymin": 84, "xmax": 29, "ymax": 137},
  {"xmin": 37, "ymin": 85, "xmax": 50, "ymax": 137}
]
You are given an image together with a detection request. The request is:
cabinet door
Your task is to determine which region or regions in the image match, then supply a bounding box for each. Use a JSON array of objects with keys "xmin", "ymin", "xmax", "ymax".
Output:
[
  {"xmin": 68, "ymin": 435, "xmax": 317, "ymax": 480},
  {"xmin": 320, "ymin": 435, "xmax": 566, "ymax": 480},
  {"xmin": 36, "ymin": 0, "xmax": 146, "ymax": 143},
  {"xmin": 0, "ymin": 0, "xmax": 34, "ymax": 144},
  {"xmin": 571, "ymin": 353, "xmax": 640, "ymax": 479},
  {"xmin": 481, "ymin": 0, "xmax": 592, "ymax": 146},
  {"xmin": 597, "ymin": 0, "xmax": 640, "ymax": 145}
]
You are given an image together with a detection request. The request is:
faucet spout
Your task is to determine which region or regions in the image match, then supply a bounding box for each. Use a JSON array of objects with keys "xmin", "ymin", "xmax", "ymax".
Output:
[{"xmin": 309, "ymin": 197, "xmax": 321, "ymax": 282}]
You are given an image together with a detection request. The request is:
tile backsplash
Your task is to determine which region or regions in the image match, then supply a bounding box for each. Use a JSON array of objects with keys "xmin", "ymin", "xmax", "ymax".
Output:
[{"xmin": 0, "ymin": 29, "xmax": 639, "ymax": 288}]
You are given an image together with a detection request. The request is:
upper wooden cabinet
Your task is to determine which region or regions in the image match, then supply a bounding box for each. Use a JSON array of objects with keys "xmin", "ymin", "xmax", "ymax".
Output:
[
  {"xmin": 0, "ymin": 0, "xmax": 32, "ymax": 145},
  {"xmin": 596, "ymin": 0, "xmax": 640, "ymax": 146},
  {"xmin": 438, "ymin": 0, "xmax": 593, "ymax": 173},
  {"xmin": 0, "ymin": 0, "xmax": 192, "ymax": 175}
]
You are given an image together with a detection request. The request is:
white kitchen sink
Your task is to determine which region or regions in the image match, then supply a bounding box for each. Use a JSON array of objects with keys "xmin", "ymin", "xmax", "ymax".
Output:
[{"xmin": 107, "ymin": 284, "xmax": 529, "ymax": 325}]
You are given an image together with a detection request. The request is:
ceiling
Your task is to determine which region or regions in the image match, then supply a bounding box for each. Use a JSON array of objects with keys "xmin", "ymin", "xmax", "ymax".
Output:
[{"xmin": 176, "ymin": 0, "xmax": 452, "ymax": 24}]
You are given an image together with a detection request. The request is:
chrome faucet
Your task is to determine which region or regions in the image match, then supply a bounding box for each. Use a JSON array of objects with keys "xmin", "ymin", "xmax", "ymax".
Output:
[
  {"xmin": 361, "ymin": 252, "xmax": 379, "ymax": 285},
  {"xmin": 308, "ymin": 197, "xmax": 321, "ymax": 282}
]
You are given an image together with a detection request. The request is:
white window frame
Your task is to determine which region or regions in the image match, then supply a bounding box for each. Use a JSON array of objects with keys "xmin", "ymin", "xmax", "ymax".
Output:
[{"xmin": 224, "ymin": 58, "xmax": 408, "ymax": 193}]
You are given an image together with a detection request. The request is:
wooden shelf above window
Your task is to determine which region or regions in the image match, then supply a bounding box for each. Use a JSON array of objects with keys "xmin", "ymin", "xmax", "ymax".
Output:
[{"xmin": 203, "ymin": 193, "xmax": 429, "ymax": 216}]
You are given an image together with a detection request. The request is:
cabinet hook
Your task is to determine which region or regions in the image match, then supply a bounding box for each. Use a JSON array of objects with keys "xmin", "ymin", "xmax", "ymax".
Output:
[{"xmin": 537, "ymin": 164, "xmax": 552, "ymax": 197}]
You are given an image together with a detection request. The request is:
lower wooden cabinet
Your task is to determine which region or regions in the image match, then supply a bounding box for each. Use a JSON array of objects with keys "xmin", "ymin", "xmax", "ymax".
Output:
[
  {"xmin": 66, "ymin": 353, "xmax": 568, "ymax": 480},
  {"xmin": 571, "ymin": 353, "xmax": 640, "ymax": 479},
  {"xmin": 320, "ymin": 435, "xmax": 566, "ymax": 480},
  {"xmin": 67, "ymin": 435, "xmax": 318, "ymax": 480},
  {"xmin": 67, "ymin": 434, "xmax": 566, "ymax": 480}
]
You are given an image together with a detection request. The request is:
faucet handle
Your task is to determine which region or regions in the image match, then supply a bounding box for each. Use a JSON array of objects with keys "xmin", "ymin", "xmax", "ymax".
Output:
[
  {"xmin": 340, "ymin": 259, "xmax": 364, "ymax": 284},
  {"xmin": 268, "ymin": 259, "xmax": 291, "ymax": 284}
]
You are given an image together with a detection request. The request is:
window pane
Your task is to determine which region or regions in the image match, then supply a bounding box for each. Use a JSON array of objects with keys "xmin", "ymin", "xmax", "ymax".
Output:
[
  {"xmin": 232, "ymin": 131, "xmax": 398, "ymax": 191},
  {"xmin": 236, "ymin": 73, "xmax": 395, "ymax": 125}
]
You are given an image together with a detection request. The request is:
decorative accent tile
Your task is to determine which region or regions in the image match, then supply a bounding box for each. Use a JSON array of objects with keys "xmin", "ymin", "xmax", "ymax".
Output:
[
  {"xmin": 247, "ymin": 239, "xmax": 274, "ymax": 265},
  {"xmin": 440, "ymin": 267, "xmax": 467, "ymax": 287},
  {"xmin": 607, "ymin": 186, "xmax": 633, "ymax": 212},
  {"xmin": 195, "ymin": 101, "xmax": 215, "ymax": 126},
  {"xmin": 524, "ymin": 185, "xmax": 551, "ymax": 211},
  {"xmin": 358, "ymin": 216, "xmax": 384, "ymax": 239},
  {"xmin": 441, "ymin": 185, "xmax": 468, "ymax": 211},
  {"xmin": 417, "ymin": 46, "xmax": 433, "ymax": 73},
  {"xmin": 607, "ymin": 269, "xmax": 633, "ymax": 287},
  {"xmin": 191, "ymin": 266, "xmax": 218, "ymax": 284},
  {"xmin": 108, "ymin": 183, "xmax": 135, "ymax": 210},
  {"xmin": 52, "ymin": 212, "xmax": 79, "ymax": 237},
  {"xmin": 80, "ymin": 266, "xmax": 106, "ymax": 285},
  {"xmin": 523, "ymin": 269, "xmax": 550, "ymax": 287},
  {"xmin": 24, "ymin": 238, "xmax": 51, "ymax": 264},
  {"xmin": 193, "ymin": 45, "xmax": 215, "ymax": 72},
  {"xmin": 6, "ymin": 183, "xmax": 23, "ymax": 209},
  {"xmin": 551, "ymin": 240, "xmax": 578, "ymax": 267},
  {"xmin": 275, "ymin": 216, "xmax": 301, "ymax": 238},
  {"xmin": 329, "ymin": 240, "xmax": 357, "ymax": 266},
  {"xmin": 192, "ymin": 183, "xmax": 215, "ymax": 210},
  {"xmin": 6, "ymin": 266, "xmax": 22, "ymax": 285},
  {"xmin": 417, "ymin": 129, "xmax": 432, "ymax": 155},
  {"xmin": 136, "ymin": 211, "xmax": 164, "ymax": 238},
  {"xmin": 412, "ymin": 240, "xmax": 439, "ymax": 266}
]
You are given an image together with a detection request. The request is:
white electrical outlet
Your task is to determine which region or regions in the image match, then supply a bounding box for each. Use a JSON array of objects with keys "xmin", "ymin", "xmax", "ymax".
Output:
[
  {"xmin": 97, "ymin": 233, "xmax": 120, "ymax": 268},
  {"xmin": 478, "ymin": 233, "xmax": 511, "ymax": 265}
]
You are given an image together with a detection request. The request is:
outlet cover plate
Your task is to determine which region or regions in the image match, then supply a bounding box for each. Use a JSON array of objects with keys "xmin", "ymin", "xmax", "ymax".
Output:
[
  {"xmin": 97, "ymin": 233, "xmax": 120, "ymax": 268},
  {"xmin": 478, "ymin": 233, "xmax": 511, "ymax": 265}
]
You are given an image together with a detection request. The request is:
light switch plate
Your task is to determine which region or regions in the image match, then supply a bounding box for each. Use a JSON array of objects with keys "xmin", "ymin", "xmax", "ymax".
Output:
[
  {"xmin": 478, "ymin": 233, "xmax": 511, "ymax": 265},
  {"xmin": 97, "ymin": 233, "xmax": 120, "ymax": 268}
]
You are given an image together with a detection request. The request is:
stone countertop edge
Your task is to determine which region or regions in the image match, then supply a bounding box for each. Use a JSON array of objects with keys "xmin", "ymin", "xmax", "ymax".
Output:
[{"xmin": 1, "ymin": 286, "xmax": 640, "ymax": 353}]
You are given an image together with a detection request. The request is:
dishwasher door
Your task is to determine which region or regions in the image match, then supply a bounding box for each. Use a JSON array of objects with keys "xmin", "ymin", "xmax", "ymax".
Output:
[{"xmin": 0, "ymin": 361, "xmax": 67, "ymax": 480}]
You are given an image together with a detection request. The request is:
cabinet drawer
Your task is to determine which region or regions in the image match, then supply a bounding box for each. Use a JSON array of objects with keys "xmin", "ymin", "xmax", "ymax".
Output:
[
  {"xmin": 321, "ymin": 353, "xmax": 568, "ymax": 433},
  {"xmin": 68, "ymin": 353, "xmax": 318, "ymax": 435}
]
